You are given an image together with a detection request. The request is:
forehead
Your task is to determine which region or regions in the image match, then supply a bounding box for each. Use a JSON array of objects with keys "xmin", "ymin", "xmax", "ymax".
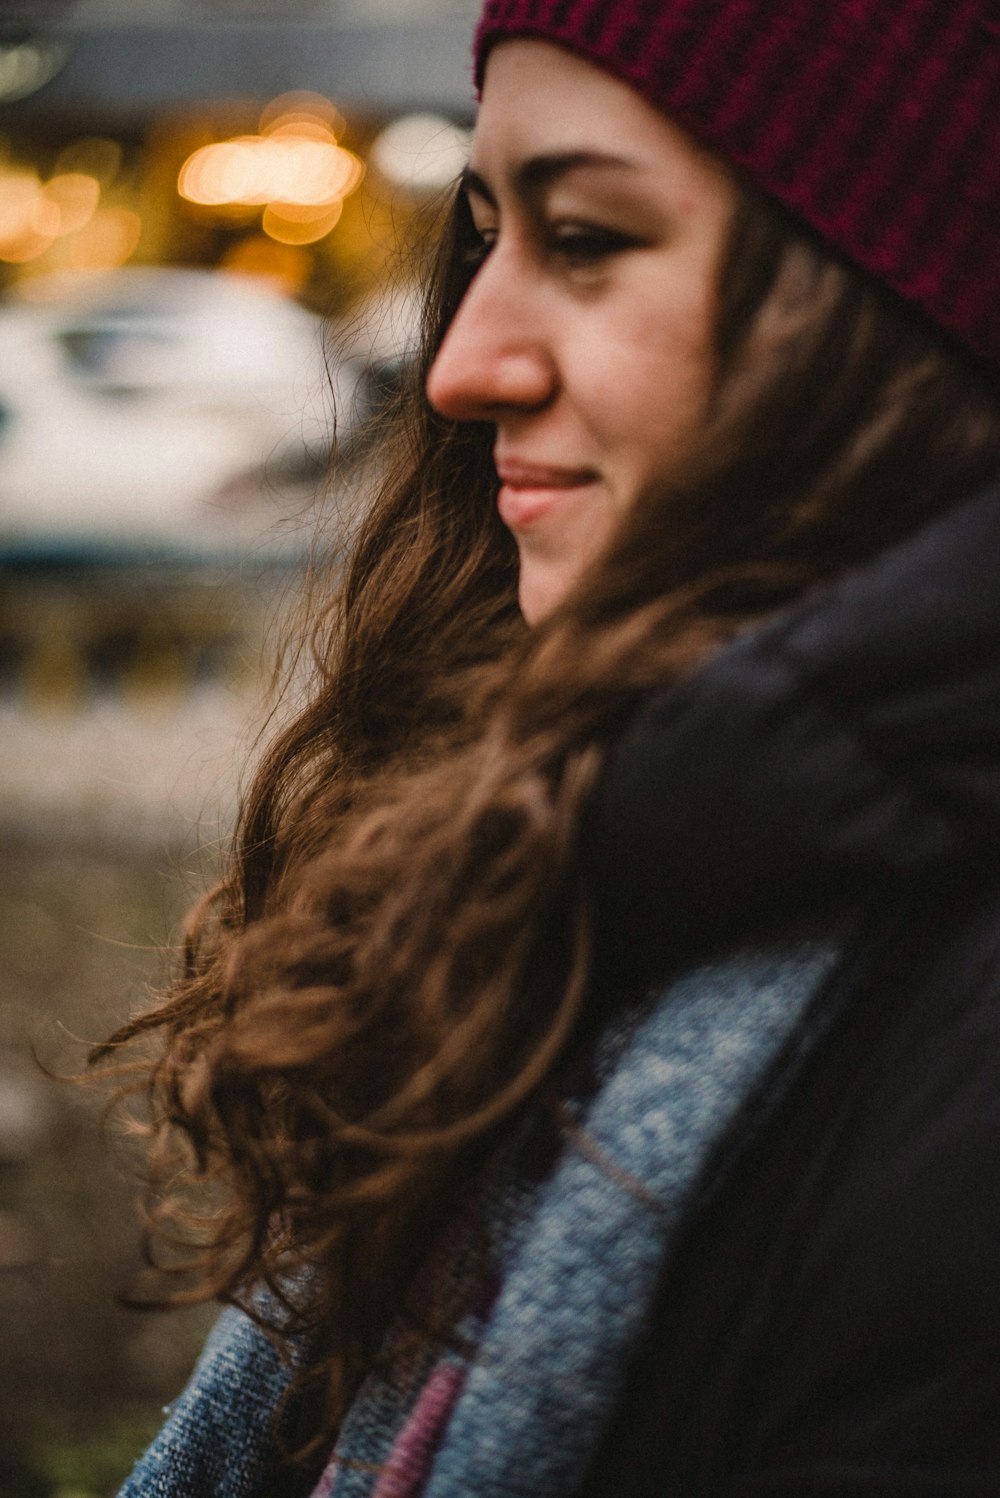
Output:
[{"xmin": 471, "ymin": 39, "xmax": 732, "ymax": 197}]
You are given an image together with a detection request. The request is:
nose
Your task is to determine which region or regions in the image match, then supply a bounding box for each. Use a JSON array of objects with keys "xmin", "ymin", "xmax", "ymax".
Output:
[{"xmin": 425, "ymin": 253, "xmax": 556, "ymax": 423}]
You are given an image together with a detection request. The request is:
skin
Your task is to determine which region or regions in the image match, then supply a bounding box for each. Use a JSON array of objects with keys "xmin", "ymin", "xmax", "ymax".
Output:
[{"xmin": 425, "ymin": 40, "xmax": 737, "ymax": 623}]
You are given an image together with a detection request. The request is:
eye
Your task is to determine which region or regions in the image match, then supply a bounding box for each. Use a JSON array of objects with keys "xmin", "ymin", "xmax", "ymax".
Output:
[
  {"xmin": 464, "ymin": 215, "xmax": 499, "ymax": 274},
  {"xmin": 548, "ymin": 224, "xmax": 639, "ymax": 267},
  {"xmin": 463, "ymin": 222, "xmax": 497, "ymax": 270}
]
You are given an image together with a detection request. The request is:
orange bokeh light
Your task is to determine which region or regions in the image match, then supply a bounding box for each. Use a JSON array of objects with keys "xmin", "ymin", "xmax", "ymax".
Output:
[
  {"xmin": 177, "ymin": 93, "xmax": 363, "ymax": 248},
  {"xmin": 179, "ymin": 131, "xmax": 363, "ymax": 212}
]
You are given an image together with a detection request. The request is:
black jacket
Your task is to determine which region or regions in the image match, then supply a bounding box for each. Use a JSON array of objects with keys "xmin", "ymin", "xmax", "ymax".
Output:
[{"xmin": 582, "ymin": 485, "xmax": 1000, "ymax": 1496}]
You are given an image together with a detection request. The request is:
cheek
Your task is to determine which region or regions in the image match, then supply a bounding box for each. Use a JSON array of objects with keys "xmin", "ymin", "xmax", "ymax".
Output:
[
  {"xmin": 586, "ymin": 321, "xmax": 713, "ymax": 468},
  {"xmin": 580, "ymin": 283, "xmax": 715, "ymax": 440}
]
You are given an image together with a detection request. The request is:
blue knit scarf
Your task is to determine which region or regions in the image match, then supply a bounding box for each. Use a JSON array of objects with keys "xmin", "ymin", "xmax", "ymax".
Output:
[{"xmin": 120, "ymin": 941, "xmax": 840, "ymax": 1498}]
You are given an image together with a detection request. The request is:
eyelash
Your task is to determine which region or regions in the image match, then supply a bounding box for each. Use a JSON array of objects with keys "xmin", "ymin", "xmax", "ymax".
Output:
[
  {"xmin": 548, "ymin": 225, "xmax": 637, "ymax": 266},
  {"xmin": 463, "ymin": 221, "xmax": 637, "ymax": 271}
]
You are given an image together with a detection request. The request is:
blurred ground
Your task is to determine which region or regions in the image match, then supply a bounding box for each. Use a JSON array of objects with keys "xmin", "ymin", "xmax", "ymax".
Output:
[
  {"xmin": 1, "ymin": 686, "xmax": 251, "ymax": 842},
  {"xmin": 0, "ymin": 828, "xmax": 218, "ymax": 1497},
  {"xmin": 0, "ymin": 679, "xmax": 272, "ymax": 1495}
]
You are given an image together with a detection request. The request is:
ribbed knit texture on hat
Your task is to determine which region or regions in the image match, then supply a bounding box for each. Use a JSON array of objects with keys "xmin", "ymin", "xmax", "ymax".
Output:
[{"xmin": 474, "ymin": 0, "xmax": 1000, "ymax": 371}]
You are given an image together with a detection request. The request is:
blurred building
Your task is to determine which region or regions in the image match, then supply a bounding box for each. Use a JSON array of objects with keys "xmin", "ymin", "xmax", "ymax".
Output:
[
  {"xmin": 0, "ymin": 0, "xmax": 476, "ymax": 528},
  {"xmin": 0, "ymin": 0, "xmax": 478, "ymax": 295},
  {"xmin": 5, "ymin": 0, "xmax": 480, "ymax": 117},
  {"xmin": 0, "ymin": 0, "xmax": 475, "ymax": 698}
]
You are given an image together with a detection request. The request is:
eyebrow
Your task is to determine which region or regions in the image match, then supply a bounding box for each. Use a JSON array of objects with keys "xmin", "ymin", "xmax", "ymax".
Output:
[{"xmin": 461, "ymin": 151, "xmax": 638, "ymax": 205}]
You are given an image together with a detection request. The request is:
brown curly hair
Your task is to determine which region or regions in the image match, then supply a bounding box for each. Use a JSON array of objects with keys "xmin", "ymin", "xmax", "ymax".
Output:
[{"xmin": 95, "ymin": 179, "xmax": 1000, "ymax": 1448}]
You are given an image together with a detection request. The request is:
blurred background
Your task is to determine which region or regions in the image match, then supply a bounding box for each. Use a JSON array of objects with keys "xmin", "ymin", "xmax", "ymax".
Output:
[{"xmin": 0, "ymin": 1, "xmax": 477, "ymax": 1491}]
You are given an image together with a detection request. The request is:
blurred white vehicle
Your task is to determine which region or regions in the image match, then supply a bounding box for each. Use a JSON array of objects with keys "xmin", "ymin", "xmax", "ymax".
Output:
[{"xmin": 0, "ymin": 267, "xmax": 338, "ymax": 555}]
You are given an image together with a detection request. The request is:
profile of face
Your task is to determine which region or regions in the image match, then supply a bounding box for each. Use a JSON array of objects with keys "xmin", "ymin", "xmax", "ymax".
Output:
[{"xmin": 426, "ymin": 41, "xmax": 736, "ymax": 623}]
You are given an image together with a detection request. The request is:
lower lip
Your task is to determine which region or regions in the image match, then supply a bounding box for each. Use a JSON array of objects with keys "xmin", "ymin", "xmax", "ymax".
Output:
[{"xmin": 497, "ymin": 481, "xmax": 594, "ymax": 529}]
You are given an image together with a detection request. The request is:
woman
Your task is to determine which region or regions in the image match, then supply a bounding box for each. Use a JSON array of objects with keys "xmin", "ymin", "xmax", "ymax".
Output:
[{"xmin": 110, "ymin": 1, "xmax": 1000, "ymax": 1493}]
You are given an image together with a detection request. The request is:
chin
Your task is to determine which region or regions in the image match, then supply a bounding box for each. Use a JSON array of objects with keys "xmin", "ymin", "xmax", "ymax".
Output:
[
  {"xmin": 519, "ymin": 548, "xmax": 596, "ymax": 623},
  {"xmin": 519, "ymin": 570, "xmax": 566, "ymax": 625}
]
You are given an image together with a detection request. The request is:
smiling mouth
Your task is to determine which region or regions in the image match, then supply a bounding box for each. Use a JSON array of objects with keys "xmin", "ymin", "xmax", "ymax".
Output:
[
  {"xmin": 496, "ymin": 458, "xmax": 597, "ymax": 489},
  {"xmin": 495, "ymin": 458, "xmax": 599, "ymax": 529}
]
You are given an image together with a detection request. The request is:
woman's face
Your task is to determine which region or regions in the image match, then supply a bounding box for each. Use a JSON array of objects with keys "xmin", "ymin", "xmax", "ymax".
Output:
[{"xmin": 425, "ymin": 40, "xmax": 736, "ymax": 623}]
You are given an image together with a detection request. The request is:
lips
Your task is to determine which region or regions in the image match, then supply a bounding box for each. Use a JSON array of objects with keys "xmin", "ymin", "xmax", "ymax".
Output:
[{"xmin": 494, "ymin": 455, "xmax": 598, "ymax": 529}]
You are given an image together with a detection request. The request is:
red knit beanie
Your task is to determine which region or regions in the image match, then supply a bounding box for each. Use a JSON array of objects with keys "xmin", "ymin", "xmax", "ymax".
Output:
[{"xmin": 474, "ymin": 0, "xmax": 1000, "ymax": 371}]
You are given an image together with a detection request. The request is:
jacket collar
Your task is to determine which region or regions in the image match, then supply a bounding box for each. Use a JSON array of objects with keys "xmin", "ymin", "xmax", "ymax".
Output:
[{"xmin": 587, "ymin": 483, "xmax": 1000, "ymax": 987}]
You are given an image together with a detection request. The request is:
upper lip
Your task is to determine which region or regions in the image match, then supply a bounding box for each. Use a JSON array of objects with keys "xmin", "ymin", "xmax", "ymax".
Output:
[{"xmin": 494, "ymin": 455, "xmax": 597, "ymax": 488}]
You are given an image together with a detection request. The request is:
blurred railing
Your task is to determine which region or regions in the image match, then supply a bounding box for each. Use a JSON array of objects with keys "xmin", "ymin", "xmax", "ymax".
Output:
[
  {"xmin": 0, "ymin": 538, "xmax": 312, "ymax": 852},
  {"xmin": 0, "ymin": 546, "xmax": 287, "ymax": 708}
]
